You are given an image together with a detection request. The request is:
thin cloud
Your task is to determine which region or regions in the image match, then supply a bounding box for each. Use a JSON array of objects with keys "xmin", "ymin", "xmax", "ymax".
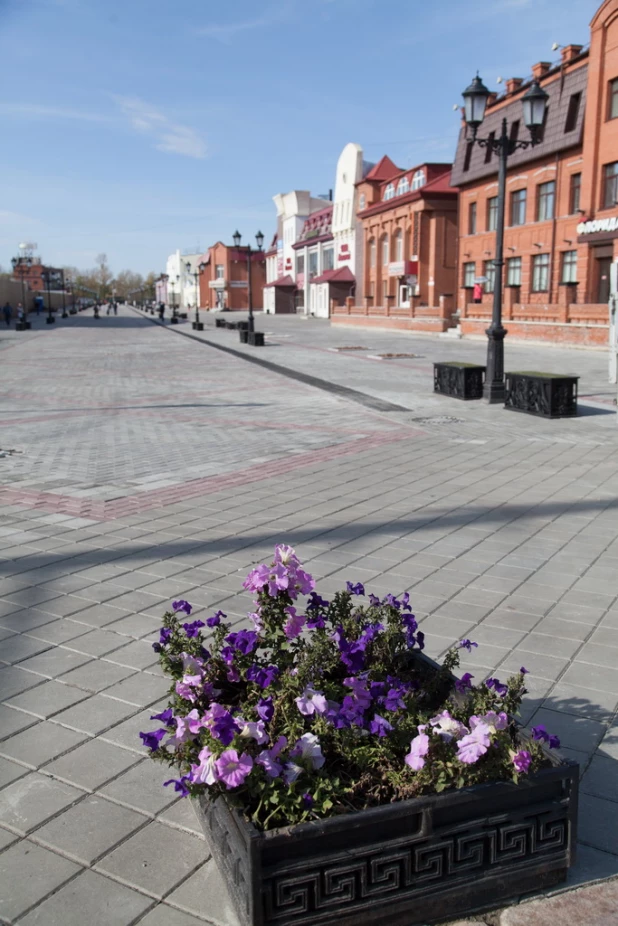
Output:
[
  {"xmin": 0, "ymin": 103, "xmax": 111, "ymax": 123},
  {"xmin": 114, "ymin": 96, "xmax": 207, "ymax": 159}
]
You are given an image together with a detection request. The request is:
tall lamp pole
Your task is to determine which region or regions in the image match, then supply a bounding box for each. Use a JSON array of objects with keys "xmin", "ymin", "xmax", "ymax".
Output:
[
  {"xmin": 461, "ymin": 75, "xmax": 548, "ymax": 403},
  {"xmin": 11, "ymin": 255, "xmax": 32, "ymax": 318},
  {"xmin": 187, "ymin": 260, "xmax": 206, "ymax": 330},
  {"xmin": 232, "ymin": 230, "xmax": 264, "ymax": 333},
  {"xmin": 61, "ymin": 270, "xmax": 68, "ymax": 318},
  {"xmin": 42, "ymin": 270, "xmax": 55, "ymax": 324}
]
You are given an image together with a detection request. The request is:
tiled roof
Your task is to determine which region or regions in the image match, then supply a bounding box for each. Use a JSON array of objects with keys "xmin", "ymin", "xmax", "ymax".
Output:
[
  {"xmin": 451, "ymin": 64, "xmax": 587, "ymax": 186},
  {"xmin": 297, "ymin": 206, "xmax": 333, "ymax": 243},
  {"xmin": 358, "ymin": 172, "xmax": 458, "ymax": 218},
  {"xmin": 364, "ymin": 155, "xmax": 401, "ymax": 181}
]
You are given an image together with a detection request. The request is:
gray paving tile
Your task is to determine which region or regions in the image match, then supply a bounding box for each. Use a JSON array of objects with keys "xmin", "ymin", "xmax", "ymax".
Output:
[
  {"xmin": 137, "ymin": 903, "xmax": 211, "ymax": 926},
  {"xmin": 104, "ymin": 613, "xmax": 161, "ymax": 639},
  {"xmin": 16, "ymin": 647, "xmax": 93, "ymax": 679},
  {"xmin": 0, "ymin": 719, "xmax": 88, "ymax": 769},
  {"xmin": 24, "ymin": 619, "xmax": 91, "ymax": 645},
  {"xmin": 6, "ymin": 678, "xmax": 89, "ymax": 718},
  {"xmin": 103, "ymin": 639, "xmax": 159, "ymax": 670},
  {"xmin": 17, "ymin": 868, "xmax": 153, "ymax": 926},
  {"xmin": 44, "ymin": 738, "xmax": 141, "ymax": 790},
  {"xmin": 51, "ymin": 694, "xmax": 140, "ymax": 736},
  {"xmin": 597, "ymin": 722, "xmax": 618, "ymax": 760},
  {"xmin": 165, "ymin": 859, "xmax": 241, "ymax": 926},
  {"xmin": 0, "ymin": 772, "xmax": 84, "ymax": 834},
  {"xmin": 58, "ymin": 660, "xmax": 135, "ymax": 693},
  {"xmin": 157, "ymin": 796, "xmax": 204, "ymax": 836},
  {"xmin": 95, "ymin": 820, "xmax": 206, "ymax": 899},
  {"xmin": 65, "ymin": 603, "xmax": 129, "ymax": 628},
  {"xmin": 577, "ymin": 792, "xmax": 618, "ymax": 855},
  {"xmin": 581, "ymin": 754, "xmax": 618, "ymax": 802},
  {"xmin": 0, "ymin": 664, "xmax": 46, "ymax": 700},
  {"xmin": 61, "ymin": 628, "xmax": 126, "ymax": 657},
  {"xmin": 101, "ymin": 672, "xmax": 169, "ymax": 707},
  {"xmin": 527, "ymin": 707, "xmax": 607, "ymax": 754},
  {"xmin": 0, "ymin": 704, "xmax": 39, "ymax": 740},
  {"xmin": 99, "ymin": 758, "xmax": 179, "ymax": 816},
  {"xmin": 575, "ymin": 641, "xmax": 618, "ymax": 669},
  {"xmin": 0, "ymin": 634, "xmax": 53, "ymax": 665},
  {"xmin": 0, "ymin": 838, "xmax": 81, "ymax": 922},
  {"xmin": 100, "ymin": 707, "xmax": 165, "ymax": 754},
  {"xmin": 0, "ymin": 755, "xmax": 29, "ymax": 788},
  {"xmin": 545, "ymin": 682, "xmax": 618, "ymax": 722},
  {"xmin": 560, "ymin": 661, "xmax": 618, "ymax": 693}
]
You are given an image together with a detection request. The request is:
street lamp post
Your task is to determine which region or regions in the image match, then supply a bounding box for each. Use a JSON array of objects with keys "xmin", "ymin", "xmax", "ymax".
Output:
[
  {"xmin": 11, "ymin": 254, "xmax": 33, "ymax": 329},
  {"xmin": 232, "ymin": 229, "xmax": 264, "ymax": 334},
  {"xmin": 61, "ymin": 271, "xmax": 68, "ymax": 318},
  {"xmin": 42, "ymin": 270, "xmax": 55, "ymax": 324},
  {"xmin": 187, "ymin": 261, "xmax": 206, "ymax": 330},
  {"xmin": 171, "ymin": 274, "xmax": 180, "ymax": 323},
  {"xmin": 461, "ymin": 74, "xmax": 548, "ymax": 403}
]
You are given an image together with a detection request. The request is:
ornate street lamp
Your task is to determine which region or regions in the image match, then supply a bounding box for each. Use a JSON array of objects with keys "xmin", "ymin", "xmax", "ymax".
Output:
[
  {"xmin": 61, "ymin": 270, "xmax": 68, "ymax": 318},
  {"xmin": 461, "ymin": 74, "xmax": 548, "ymax": 402},
  {"xmin": 41, "ymin": 270, "xmax": 55, "ymax": 324},
  {"xmin": 232, "ymin": 230, "xmax": 264, "ymax": 335},
  {"xmin": 186, "ymin": 260, "xmax": 206, "ymax": 330}
]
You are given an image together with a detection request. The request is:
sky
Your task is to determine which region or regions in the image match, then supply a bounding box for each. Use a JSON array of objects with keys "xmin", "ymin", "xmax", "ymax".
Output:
[{"xmin": 0, "ymin": 0, "xmax": 599, "ymax": 277}]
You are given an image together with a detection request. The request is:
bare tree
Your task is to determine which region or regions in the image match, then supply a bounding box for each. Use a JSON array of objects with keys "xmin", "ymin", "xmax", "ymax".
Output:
[{"xmin": 94, "ymin": 253, "xmax": 113, "ymax": 300}]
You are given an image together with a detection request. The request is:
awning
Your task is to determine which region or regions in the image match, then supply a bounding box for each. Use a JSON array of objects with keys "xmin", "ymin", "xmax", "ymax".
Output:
[
  {"xmin": 264, "ymin": 275, "xmax": 296, "ymax": 288},
  {"xmin": 310, "ymin": 266, "xmax": 355, "ymax": 285}
]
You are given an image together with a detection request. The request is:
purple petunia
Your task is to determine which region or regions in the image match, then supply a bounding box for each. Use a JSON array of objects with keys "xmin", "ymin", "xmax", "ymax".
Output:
[
  {"xmin": 215, "ymin": 749, "xmax": 253, "ymax": 789},
  {"xmin": 530, "ymin": 725, "xmax": 560, "ymax": 749},
  {"xmin": 172, "ymin": 600, "xmax": 192, "ymax": 615},
  {"xmin": 256, "ymin": 735, "xmax": 287, "ymax": 779},
  {"xmin": 284, "ymin": 606, "xmax": 305, "ymax": 640},
  {"xmin": 520, "ymin": 666, "xmax": 529, "ymax": 675},
  {"xmin": 457, "ymin": 722, "xmax": 492, "ymax": 765},
  {"xmin": 295, "ymin": 687, "xmax": 328, "ymax": 717},
  {"xmin": 224, "ymin": 630, "xmax": 258, "ymax": 656},
  {"xmin": 459, "ymin": 639, "xmax": 478, "ymax": 652},
  {"xmin": 455, "ymin": 672, "xmax": 474, "ymax": 693},
  {"xmin": 346, "ymin": 581, "xmax": 365, "ymax": 596},
  {"xmin": 246, "ymin": 663, "xmax": 280, "ymax": 689},
  {"xmin": 306, "ymin": 591, "xmax": 329, "ymax": 611},
  {"xmin": 150, "ymin": 708, "xmax": 174, "ymax": 725},
  {"xmin": 182, "ymin": 619, "xmax": 205, "ymax": 638},
  {"xmin": 256, "ymin": 697, "xmax": 274, "ymax": 724},
  {"xmin": 369, "ymin": 714, "xmax": 393, "ymax": 737},
  {"xmin": 302, "ymin": 792, "xmax": 314, "ymax": 809},
  {"xmin": 140, "ymin": 728, "xmax": 167, "ymax": 751},
  {"xmin": 159, "ymin": 627, "xmax": 172, "ymax": 645},
  {"xmin": 486, "ymin": 677, "xmax": 508, "ymax": 697},
  {"xmin": 512, "ymin": 749, "xmax": 532, "ymax": 774},
  {"xmin": 405, "ymin": 729, "xmax": 430, "ymax": 771},
  {"xmin": 163, "ymin": 775, "xmax": 192, "ymax": 797},
  {"xmin": 206, "ymin": 610, "xmax": 226, "ymax": 628}
]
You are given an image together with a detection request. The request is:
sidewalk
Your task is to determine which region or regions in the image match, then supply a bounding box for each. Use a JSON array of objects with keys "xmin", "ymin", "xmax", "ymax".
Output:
[{"xmin": 0, "ymin": 307, "xmax": 616, "ymax": 924}]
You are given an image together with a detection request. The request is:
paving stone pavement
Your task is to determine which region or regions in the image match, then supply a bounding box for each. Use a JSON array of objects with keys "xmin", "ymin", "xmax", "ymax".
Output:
[{"xmin": 0, "ymin": 307, "xmax": 617, "ymax": 925}]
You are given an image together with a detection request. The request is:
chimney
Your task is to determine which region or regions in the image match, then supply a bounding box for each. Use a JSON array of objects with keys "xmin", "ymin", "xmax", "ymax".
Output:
[
  {"xmin": 506, "ymin": 77, "xmax": 523, "ymax": 94},
  {"xmin": 531, "ymin": 61, "xmax": 551, "ymax": 79},
  {"xmin": 561, "ymin": 44, "xmax": 583, "ymax": 64}
]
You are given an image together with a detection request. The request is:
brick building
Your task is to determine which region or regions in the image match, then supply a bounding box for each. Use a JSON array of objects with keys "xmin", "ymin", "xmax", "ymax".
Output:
[
  {"xmin": 332, "ymin": 158, "xmax": 459, "ymax": 331},
  {"xmin": 11, "ymin": 258, "xmax": 63, "ymax": 293},
  {"xmin": 451, "ymin": 0, "xmax": 618, "ymax": 347},
  {"xmin": 198, "ymin": 241, "xmax": 266, "ymax": 311}
]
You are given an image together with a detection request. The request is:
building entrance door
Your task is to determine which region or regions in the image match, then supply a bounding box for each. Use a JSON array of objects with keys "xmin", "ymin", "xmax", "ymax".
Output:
[
  {"xmin": 597, "ymin": 256, "xmax": 612, "ymax": 304},
  {"xmin": 215, "ymin": 290, "xmax": 225, "ymax": 309}
]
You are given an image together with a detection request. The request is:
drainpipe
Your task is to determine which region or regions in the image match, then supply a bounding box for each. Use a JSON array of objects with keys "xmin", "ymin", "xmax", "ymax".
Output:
[{"xmin": 547, "ymin": 152, "xmax": 560, "ymax": 305}]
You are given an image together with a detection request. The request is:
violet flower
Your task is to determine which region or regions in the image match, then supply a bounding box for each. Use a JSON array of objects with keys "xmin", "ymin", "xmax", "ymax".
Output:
[
  {"xmin": 346, "ymin": 581, "xmax": 365, "ymax": 596},
  {"xmin": 459, "ymin": 639, "xmax": 478, "ymax": 652},
  {"xmin": 163, "ymin": 775, "xmax": 192, "ymax": 797},
  {"xmin": 150, "ymin": 708, "xmax": 174, "ymax": 725},
  {"xmin": 369, "ymin": 714, "xmax": 393, "ymax": 737},
  {"xmin": 182, "ymin": 619, "xmax": 205, "ymax": 638},
  {"xmin": 139, "ymin": 728, "xmax": 167, "ymax": 751},
  {"xmin": 172, "ymin": 600, "xmax": 192, "ymax": 615},
  {"xmin": 215, "ymin": 749, "xmax": 253, "ymax": 789},
  {"xmin": 206, "ymin": 610, "xmax": 226, "ymax": 627},
  {"xmin": 455, "ymin": 672, "xmax": 474, "ymax": 693},
  {"xmin": 290, "ymin": 733, "xmax": 325, "ymax": 770},
  {"xmin": 486, "ymin": 677, "xmax": 508, "ymax": 697},
  {"xmin": 246, "ymin": 664, "xmax": 279, "ymax": 688},
  {"xmin": 295, "ymin": 687, "xmax": 328, "ymax": 716},
  {"xmin": 512, "ymin": 749, "xmax": 532, "ymax": 774},
  {"xmin": 405, "ymin": 728, "xmax": 430, "ymax": 771},
  {"xmin": 284, "ymin": 606, "xmax": 305, "ymax": 640},
  {"xmin": 191, "ymin": 746, "xmax": 218, "ymax": 785},
  {"xmin": 256, "ymin": 697, "xmax": 274, "ymax": 723},
  {"xmin": 457, "ymin": 722, "xmax": 492, "ymax": 764}
]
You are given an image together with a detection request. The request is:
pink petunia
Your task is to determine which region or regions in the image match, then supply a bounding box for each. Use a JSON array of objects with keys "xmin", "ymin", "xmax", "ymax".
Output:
[
  {"xmin": 215, "ymin": 749, "xmax": 253, "ymax": 789},
  {"xmin": 405, "ymin": 731, "xmax": 430, "ymax": 771}
]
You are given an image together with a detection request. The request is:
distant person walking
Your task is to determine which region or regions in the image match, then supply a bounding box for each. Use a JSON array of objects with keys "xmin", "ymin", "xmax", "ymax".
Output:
[
  {"xmin": 16, "ymin": 303, "xmax": 24, "ymax": 324},
  {"xmin": 2, "ymin": 302, "xmax": 12, "ymax": 327},
  {"xmin": 473, "ymin": 282, "xmax": 483, "ymax": 304},
  {"xmin": 158, "ymin": 303, "xmax": 165, "ymax": 322},
  {"xmin": 35, "ymin": 294, "xmax": 43, "ymax": 316},
  {"xmin": 106, "ymin": 301, "xmax": 113, "ymax": 315},
  {"xmin": 113, "ymin": 301, "xmax": 118, "ymax": 315}
]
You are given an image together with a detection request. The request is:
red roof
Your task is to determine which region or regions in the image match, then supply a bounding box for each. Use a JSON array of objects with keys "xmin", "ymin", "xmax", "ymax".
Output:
[
  {"xmin": 311, "ymin": 266, "xmax": 355, "ymax": 285},
  {"xmin": 364, "ymin": 155, "xmax": 401, "ymax": 181},
  {"xmin": 264, "ymin": 274, "xmax": 296, "ymax": 288}
]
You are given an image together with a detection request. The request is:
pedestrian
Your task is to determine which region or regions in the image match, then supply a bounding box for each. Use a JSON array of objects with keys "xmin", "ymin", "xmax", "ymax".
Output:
[
  {"xmin": 35, "ymin": 294, "xmax": 43, "ymax": 316},
  {"xmin": 106, "ymin": 301, "xmax": 112, "ymax": 315},
  {"xmin": 113, "ymin": 301, "xmax": 117, "ymax": 315},
  {"xmin": 16, "ymin": 303, "xmax": 24, "ymax": 324},
  {"xmin": 2, "ymin": 302, "xmax": 12, "ymax": 327},
  {"xmin": 473, "ymin": 281, "xmax": 483, "ymax": 304},
  {"xmin": 159, "ymin": 303, "xmax": 165, "ymax": 322}
]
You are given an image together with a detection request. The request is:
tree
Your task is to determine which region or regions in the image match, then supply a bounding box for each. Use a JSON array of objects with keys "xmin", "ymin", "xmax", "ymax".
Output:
[
  {"xmin": 112, "ymin": 269, "xmax": 144, "ymax": 300},
  {"xmin": 93, "ymin": 252, "xmax": 113, "ymax": 300}
]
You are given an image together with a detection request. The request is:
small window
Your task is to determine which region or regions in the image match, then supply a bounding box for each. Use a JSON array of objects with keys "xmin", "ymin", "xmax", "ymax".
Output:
[
  {"xmin": 509, "ymin": 120, "xmax": 520, "ymax": 146},
  {"xmin": 565, "ymin": 92, "xmax": 581, "ymax": 132},
  {"xmin": 412, "ymin": 169, "xmax": 426, "ymax": 190},
  {"xmin": 215, "ymin": 264, "xmax": 224, "ymax": 279},
  {"xmin": 382, "ymin": 235, "xmax": 389, "ymax": 265},
  {"xmin": 463, "ymin": 262, "xmax": 475, "ymax": 287},
  {"xmin": 484, "ymin": 131, "xmax": 495, "ymax": 164},
  {"xmin": 511, "ymin": 189, "xmax": 527, "ymax": 226},
  {"xmin": 397, "ymin": 177, "xmax": 410, "ymax": 196},
  {"xmin": 537, "ymin": 181, "xmax": 555, "ymax": 221},
  {"xmin": 561, "ymin": 250, "xmax": 578, "ymax": 284},
  {"xmin": 296, "ymin": 254, "xmax": 305, "ymax": 274},
  {"xmin": 383, "ymin": 183, "xmax": 395, "ymax": 201},
  {"xmin": 487, "ymin": 196, "xmax": 498, "ymax": 232},
  {"xmin": 323, "ymin": 248, "xmax": 334, "ymax": 272},
  {"xmin": 532, "ymin": 253, "xmax": 550, "ymax": 292},
  {"xmin": 359, "ymin": 193, "xmax": 366, "ymax": 210},
  {"xmin": 506, "ymin": 257, "xmax": 522, "ymax": 286},
  {"xmin": 463, "ymin": 141, "xmax": 473, "ymax": 172},
  {"xmin": 484, "ymin": 260, "xmax": 495, "ymax": 294},
  {"xmin": 602, "ymin": 161, "xmax": 618, "ymax": 209},
  {"xmin": 308, "ymin": 251, "xmax": 318, "ymax": 279},
  {"xmin": 369, "ymin": 239, "xmax": 376, "ymax": 268},
  {"xmin": 570, "ymin": 173, "xmax": 581, "ymax": 214},
  {"xmin": 395, "ymin": 229, "xmax": 403, "ymax": 262},
  {"xmin": 609, "ymin": 78, "xmax": 618, "ymax": 120},
  {"xmin": 468, "ymin": 202, "xmax": 477, "ymax": 235}
]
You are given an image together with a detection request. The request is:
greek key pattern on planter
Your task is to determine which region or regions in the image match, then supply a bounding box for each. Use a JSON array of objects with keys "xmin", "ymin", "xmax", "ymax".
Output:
[{"xmin": 262, "ymin": 813, "xmax": 568, "ymax": 921}]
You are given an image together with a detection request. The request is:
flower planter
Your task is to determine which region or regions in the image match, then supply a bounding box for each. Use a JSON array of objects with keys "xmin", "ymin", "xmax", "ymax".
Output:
[
  {"xmin": 434, "ymin": 362, "xmax": 485, "ymax": 400},
  {"xmin": 237, "ymin": 321, "xmax": 250, "ymax": 331},
  {"xmin": 239, "ymin": 329, "xmax": 250, "ymax": 344},
  {"xmin": 171, "ymin": 316, "xmax": 180, "ymax": 325},
  {"xmin": 248, "ymin": 331, "xmax": 265, "ymax": 347},
  {"xmin": 216, "ymin": 318, "xmax": 226, "ymax": 328},
  {"xmin": 226, "ymin": 321, "xmax": 239, "ymax": 330},
  {"xmin": 504, "ymin": 372, "xmax": 579, "ymax": 419},
  {"xmin": 195, "ymin": 751, "xmax": 577, "ymax": 926}
]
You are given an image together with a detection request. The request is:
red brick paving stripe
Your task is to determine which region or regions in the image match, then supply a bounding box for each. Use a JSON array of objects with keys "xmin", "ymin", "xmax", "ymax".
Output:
[{"xmin": 0, "ymin": 427, "xmax": 423, "ymax": 522}]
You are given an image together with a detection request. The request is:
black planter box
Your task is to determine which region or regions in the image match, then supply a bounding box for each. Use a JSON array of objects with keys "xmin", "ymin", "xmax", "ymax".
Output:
[
  {"xmin": 226, "ymin": 321, "xmax": 239, "ymax": 330},
  {"xmin": 239, "ymin": 329, "xmax": 249, "ymax": 343},
  {"xmin": 504, "ymin": 372, "xmax": 579, "ymax": 418},
  {"xmin": 171, "ymin": 316, "xmax": 179, "ymax": 325},
  {"xmin": 216, "ymin": 318, "xmax": 226, "ymax": 328},
  {"xmin": 248, "ymin": 331, "xmax": 265, "ymax": 346},
  {"xmin": 15, "ymin": 323, "xmax": 27, "ymax": 331},
  {"xmin": 45, "ymin": 317, "xmax": 56, "ymax": 324},
  {"xmin": 237, "ymin": 321, "xmax": 250, "ymax": 331},
  {"xmin": 434, "ymin": 362, "xmax": 485, "ymax": 400}
]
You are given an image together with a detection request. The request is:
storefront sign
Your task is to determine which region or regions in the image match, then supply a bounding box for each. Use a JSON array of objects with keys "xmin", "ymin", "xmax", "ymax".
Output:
[
  {"xmin": 229, "ymin": 281, "xmax": 247, "ymax": 288},
  {"xmin": 577, "ymin": 216, "xmax": 618, "ymax": 235},
  {"xmin": 208, "ymin": 279, "xmax": 226, "ymax": 289},
  {"xmin": 388, "ymin": 259, "xmax": 419, "ymax": 277}
]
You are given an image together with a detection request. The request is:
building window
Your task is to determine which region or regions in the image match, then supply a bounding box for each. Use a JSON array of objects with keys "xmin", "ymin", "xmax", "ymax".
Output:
[
  {"xmin": 509, "ymin": 120, "xmax": 520, "ymax": 145},
  {"xmin": 510, "ymin": 189, "xmax": 527, "ymax": 226},
  {"xmin": 323, "ymin": 248, "xmax": 334, "ymax": 271},
  {"xmin": 484, "ymin": 132, "xmax": 495, "ymax": 164},
  {"xmin": 308, "ymin": 251, "xmax": 318, "ymax": 279},
  {"xmin": 463, "ymin": 141, "xmax": 473, "ymax": 172},
  {"xmin": 484, "ymin": 260, "xmax": 495, "ymax": 293},
  {"xmin": 382, "ymin": 235, "xmax": 389, "ymax": 265},
  {"xmin": 463, "ymin": 262, "xmax": 476, "ymax": 288},
  {"xmin": 468, "ymin": 202, "xmax": 477, "ymax": 234},
  {"xmin": 602, "ymin": 161, "xmax": 618, "ymax": 208},
  {"xmin": 506, "ymin": 257, "xmax": 522, "ymax": 286},
  {"xmin": 609, "ymin": 78, "xmax": 618, "ymax": 120},
  {"xmin": 383, "ymin": 183, "xmax": 395, "ymax": 200},
  {"xmin": 561, "ymin": 250, "xmax": 578, "ymax": 283},
  {"xmin": 369, "ymin": 238, "xmax": 376, "ymax": 268},
  {"xmin": 412, "ymin": 169, "xmax": 426, "ymax": 190},
  {"xmin": 532, "ymin": 253, "xmax": 550, "ymax": 292},
  {"xmin": 395, "ymin": 229, "xmax": 403, "ymax": 261},
  {"xmin": 296, "ymin": 254, "xmax": 305, "ymax": 274},
  {"xmin": 565, "ymin": 92, "xmax": 581, "ymax": 132},
  {"xmin": 359, "ymin": 193, "xmax": 366, "ymax": 210},
  {"xmin": 570, "ymin": 173, "xmax": 581, "ymax": 214},
  {"xmin": 537, "ymin": 181, "xmax": 555, "ymax": 221},
  {"xmin": 487, "ymin": 196, "xmax": 498, "ymax": 231},
  {"xmin": 397, "ymin": 177, "xmax": 409, "ymax": 195},
  {"xmin": 215, "ymin": 264, "xmax": 224, "ymax": 279}
]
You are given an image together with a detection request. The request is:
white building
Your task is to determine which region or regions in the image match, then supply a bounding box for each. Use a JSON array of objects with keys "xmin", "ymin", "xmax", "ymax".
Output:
[{"xmin": 165, "ymin": 250, "xmax": 203, "ymax": 310}]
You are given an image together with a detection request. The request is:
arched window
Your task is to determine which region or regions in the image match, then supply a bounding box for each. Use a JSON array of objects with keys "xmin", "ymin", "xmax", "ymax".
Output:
[
  {"xmin": 382, "ymin": 235, "xmax": 389, "ymax": 265},
  {"xmin": 395, "ymin": 229, "xmax": 403, "ymax": 262},
  {"xmin": 412, "ymin": 169, "xmax": 426, "ymax": 190},
  {"xmin": 383, "ymin": 183, "xmax": 395, "ymax": 201},
  {"xmin": 369, "ymin": 238, "xmax": 376, "ymax": 268},
  {"xmin": 359, "ymin": 193, "xmax": 366, "ymax": 211},
  {"xmin": 397, "ymin": 176, "xmax": 409, "ymax": 196}
]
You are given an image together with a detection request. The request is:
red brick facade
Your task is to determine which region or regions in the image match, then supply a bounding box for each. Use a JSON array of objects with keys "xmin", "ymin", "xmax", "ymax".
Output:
[{"xmin": 198, "ymin": 242, "xmax": 266, "ymax": 311}]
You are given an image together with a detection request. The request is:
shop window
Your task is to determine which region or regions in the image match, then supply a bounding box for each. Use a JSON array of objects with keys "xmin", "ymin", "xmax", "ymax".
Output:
[
  {"xmin": 487, "ymin": 196, "xmax": 498, "ymax": 231},
  {"xmin": 383, "ymin": 183, "xmax": 395, "ymax": 201},
  {"xmin": 506, "ymin": 257, "xmax": 521, "ymax": 286},
  {"xmin": 468, "ymin": 202, "xmax": 477, "ymax": 235},
  {"xmin": 608, "ymin": 78, "xmax": 618, "ymax": 120},
  {"xmin": 510, "ymin": 189, "xmax": 527, "ymax": 226},
  {"xmin": 602, "ymin": 161, "xmax": 618, "ymax": 209},
  {"xmin": 561, "ymin": 250, "xmax": 578, "ymax": 284},
  {"xmin": 570, "ymin": 173, "xmax": 581, "ymax": 214},
  {"xmin": 484, "ymin": 260, "xmax": 495, "ymax": 293},
  {"xmin": 537, "ymin": 181, "xmax": 555, "ymax": 221},
  {"xmin": 296, "ymin": 254, "xmax": 305, "ymax": 274},
  {"xmin": 531, "ymin": 253, "xmax": 550, "ymax": 292},
  {"xmin": 412, "ymin": 169, "xmax": 426, "ymax": 190},
  {"xmin": 308, "ymin": 251, "xmax": 318, "ymax": 279},
  {"xmin": 565, "ymin": 93, "xmax": 581, "ymax": 132},
  {"xmin": 397, "ymin": 177, "xmax": 409, "ymax": 195},
  {"xmin": 382, "ymin": 235, "xmax": 389, "ymax": 265},
  {"xmin": 323, "ymin": 248, "xmax": 334, "ymax": 271},
  {"xmin": 463, "ymin": 262, "xmax": 475, "ymax": 288}
]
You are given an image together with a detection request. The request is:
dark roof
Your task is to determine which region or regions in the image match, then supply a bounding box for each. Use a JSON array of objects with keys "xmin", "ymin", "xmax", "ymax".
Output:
[
  {"xmin": 358, "ymin": 172, "xmax": 458, "ymax": 218},
  {"xmin": 311, "ymin": 266, "xmax": 355, "ymax": 285},
  {"xmin": 451, "ymin": 64, "xmax": 587, "ymax": 187},
  {"xmin": 264, "ymin": 275, "xmax": 295, "ymax": 288}
]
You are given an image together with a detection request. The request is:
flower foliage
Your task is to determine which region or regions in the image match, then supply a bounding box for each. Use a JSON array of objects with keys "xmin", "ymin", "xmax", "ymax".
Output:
[{"xmin": 141, "ymin": 545, "xmax": 560, "ymax": 831}]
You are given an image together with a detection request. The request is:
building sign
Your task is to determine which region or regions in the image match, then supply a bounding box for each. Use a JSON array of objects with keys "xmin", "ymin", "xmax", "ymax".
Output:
[
  {"xmin": 208, "ymin": 279, "xmax": 226, "ymax": 289},
  {"xmin": 338, "ymin": 243, "xmax": 351, "ymax": 262},
  {"xmin": 577, "ymin": 216, "xmax": 618, "ymax": 235},
  {"xmin": 229, "ymin": 281, "xmax": 247, "ymax": 288},
  {"xmin": 388, "ymin": 260, "xmax": 419, "ymax": 277}
]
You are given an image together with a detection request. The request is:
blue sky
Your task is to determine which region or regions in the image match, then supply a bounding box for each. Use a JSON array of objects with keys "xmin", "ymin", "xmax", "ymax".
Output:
[{"xmin": 0, "ymin": 0, "xmax": 598, "ymax": 276}]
